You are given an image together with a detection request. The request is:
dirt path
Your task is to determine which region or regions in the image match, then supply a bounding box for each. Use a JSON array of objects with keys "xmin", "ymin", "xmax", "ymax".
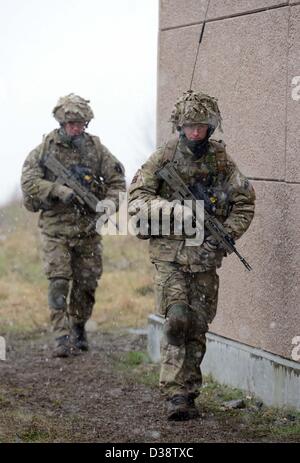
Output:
[{"xmin": 0, "ymin": 330, "xmax": 299, "ymax": 443}]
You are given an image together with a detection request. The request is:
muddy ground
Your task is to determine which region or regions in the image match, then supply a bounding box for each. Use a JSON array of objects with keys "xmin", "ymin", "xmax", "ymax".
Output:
[{"xmin": 0, "ymin": 329, "xmax": 299, "ymax": 443}]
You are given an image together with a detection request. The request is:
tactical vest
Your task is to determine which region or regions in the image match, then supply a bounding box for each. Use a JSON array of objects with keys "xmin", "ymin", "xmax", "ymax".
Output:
[
  {"xmin": 134, "ymin": 137, "xmax": 234, "ymax": 241},
  {"xmin": 42, "ymin": 130, "xmax": 107, "ymax": 198},
  {"xmin": 23, "ymin": 130, "xmax": 107, "ymax": 213},
  {"xmin": 158, "ymin": 137, "xmax": 233, "ymax": 220}
]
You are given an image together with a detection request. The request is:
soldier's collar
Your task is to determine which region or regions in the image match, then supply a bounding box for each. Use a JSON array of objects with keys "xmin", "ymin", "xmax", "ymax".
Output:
[
  {"xmin": 52, "ymin": 128, "xmax": 69, "ymax": 147},
  {"xmin": 178, "ymin": 137, "xmax": 194, "ymax": 156},
  {"xmin": 55, "ymin": 128, "xmax": 87, "ymax": 148},
  {"xmin": 178, "ymin": 136, "xmax": 209, "ymax": 159}
]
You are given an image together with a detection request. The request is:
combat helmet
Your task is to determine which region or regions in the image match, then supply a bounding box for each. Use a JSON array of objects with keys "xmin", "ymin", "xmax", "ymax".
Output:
[
  {"xmin": 52, "ymin": 93, "xmax": 94, "ymax": 125},
  {"xmin": 170, "ymin": 90, "xmax": 222, "ymax": 134}
]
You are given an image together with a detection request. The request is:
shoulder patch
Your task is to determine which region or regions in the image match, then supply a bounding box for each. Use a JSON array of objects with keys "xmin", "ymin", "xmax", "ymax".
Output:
[{"xmin": 131, "ymin": 169, "xmax": 143, "ymax": 185}]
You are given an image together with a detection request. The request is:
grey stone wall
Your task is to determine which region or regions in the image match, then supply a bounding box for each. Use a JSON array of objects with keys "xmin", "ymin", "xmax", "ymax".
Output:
[{"xmin": 157, "ymin": 0, "xmax": 300, "ymax": 359}]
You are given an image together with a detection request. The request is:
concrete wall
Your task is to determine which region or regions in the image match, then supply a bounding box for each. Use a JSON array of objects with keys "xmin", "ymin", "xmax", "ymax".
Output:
[
  {"xmin": 157, "ymin": 0, "xmax": 300, "ymax": 359},
  {"xmin": 147, "ymin": 315, "xmax": 300, "ymax": 410}
]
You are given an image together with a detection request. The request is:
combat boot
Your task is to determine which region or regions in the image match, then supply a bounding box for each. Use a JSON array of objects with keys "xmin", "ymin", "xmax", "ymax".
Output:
[
  {"xmin": 167, "ymin": 395, "xmax": 199, "ymax": 421},
  {"xmin": 52, "ymin": 335, "xmax": 72, "ymax": 358},
  {"xmin": 52, "ymin": 334, "xmax": 81, "ymax": 358},
  {"xmin": 70, "ymin": 322, "xmax": 89, "ymax": 351}
]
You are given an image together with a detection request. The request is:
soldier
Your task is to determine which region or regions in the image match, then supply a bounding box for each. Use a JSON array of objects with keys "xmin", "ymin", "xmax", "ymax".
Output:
[
  {"xmin": 128, "ymin": 90, "xmax": 255, "ymax": 420},
  {"xmin": 21, "ymin": 94, "xmax": 126, "ymax": 357}
]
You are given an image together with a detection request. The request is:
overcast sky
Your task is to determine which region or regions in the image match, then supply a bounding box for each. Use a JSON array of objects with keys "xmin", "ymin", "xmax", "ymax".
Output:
[{"xmin": 0, "ymin": 0, "xmax": 158, "ymax": 206}]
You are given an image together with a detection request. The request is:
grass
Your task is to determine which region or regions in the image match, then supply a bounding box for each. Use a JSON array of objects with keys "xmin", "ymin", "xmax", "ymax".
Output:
[
  {"xmin": 271, "ymin": 423, "xmax": 300, "ymax": 438},
  {"xmin": 0, "ymin": 200, "xmax": 155, "ymax": 335},
  {"xmin": 114, "ymin": 350, "xmax": 160, "ymax": 388},
  {"xmin": 120, "ymin": 351, "xmax": 150, "ymax": 366},
  {"xmin": 200, "ymin": 374, "xmax": 245, "ymax": 405},
  {"xmin": 114, "ymin": 350, "xmax": 300, "ymax": 440},
  {"xmin": 18, "ymin": 421, "xmax": 51, "ymax": 443},
  {"xmin": 1, "ymin": 355, "xmax": 299, "ymax": 442},
  {"xmin": 1, "ymin": 201, "xmax": 300, "ymax": 442},
  {"xmin": 0, "ymin": 390, "xmax": 11, "ymax": 407},
  {"xmin": 196, "ymin": 374, "xmax": 300, "ymax": 439},
  {"xmin": 0, "ymin": 409, "xmax": 81, "ymax": 443}
]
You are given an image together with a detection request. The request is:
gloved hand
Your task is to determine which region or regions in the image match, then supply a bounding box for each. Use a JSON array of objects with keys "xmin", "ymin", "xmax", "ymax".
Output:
[
  {"xmin": 202, "ymin": 235, "xmax": 219, "ymax": 252},
  {"xmin": 51, "ymin": 184, "xmax": 75, "ymax": 205}
]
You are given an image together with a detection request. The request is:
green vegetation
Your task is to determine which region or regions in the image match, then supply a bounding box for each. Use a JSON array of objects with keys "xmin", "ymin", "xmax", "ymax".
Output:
[
  {"xmin": 114, "ymin": 350, "xmax": 300, "ymax": 440},
  {"xmin": 0, "ymin": 201, "xmax": 154, "ymax": 334},
  {"xmin": 1, "ymin": 201, "xmax": 300, "ymax": 442},
  {"xmin": 114, "ymin": 350, "xmax": 160, "ymax": 388}
]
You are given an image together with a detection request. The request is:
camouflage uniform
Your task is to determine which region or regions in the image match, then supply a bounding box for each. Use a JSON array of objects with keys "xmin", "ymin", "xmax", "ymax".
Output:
[
  {"xmin": 128, "ymin": 90, "xmax": 255, "ymax": 419},
  {"xmin": 21, "ymin": 94, "xmax": 126, "ymax": 355}
]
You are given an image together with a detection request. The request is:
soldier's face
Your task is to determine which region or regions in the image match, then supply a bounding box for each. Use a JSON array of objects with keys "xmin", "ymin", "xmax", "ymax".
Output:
[
  {"xmin": 183, "ymin": 123, "xmax": 208, "ymax": 141},
  {"xmin": 64, "ymin": 121, "xmax": 86, "ymax": 137}
]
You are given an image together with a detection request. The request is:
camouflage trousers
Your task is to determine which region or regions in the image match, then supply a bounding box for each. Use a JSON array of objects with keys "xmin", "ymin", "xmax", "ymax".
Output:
[
  {"xmin": 40, "ymin": 233, "xmax": 103, "ymax": 335},
  {"xmin": 153, "ymin": 261, "xmax": 219, "ymax": 399}
]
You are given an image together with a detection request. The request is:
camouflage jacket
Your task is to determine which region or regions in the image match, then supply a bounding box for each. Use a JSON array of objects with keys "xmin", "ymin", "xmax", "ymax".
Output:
[
  {"xmin": 21, "ymin": 129, "xmax": 126, "ymax": 238},
  {"xmin": 128, "ymin": 137, "xmax": 256, "ymax": 271}
]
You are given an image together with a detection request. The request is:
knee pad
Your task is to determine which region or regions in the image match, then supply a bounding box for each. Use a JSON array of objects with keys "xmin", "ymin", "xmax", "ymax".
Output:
[
  {"xmin": 164, "ymin": 303, "xmax": 190, "ymax": 346},
  {"xmin": 48, "ymin": 278, "xmax": 69, "ymax": 310}
]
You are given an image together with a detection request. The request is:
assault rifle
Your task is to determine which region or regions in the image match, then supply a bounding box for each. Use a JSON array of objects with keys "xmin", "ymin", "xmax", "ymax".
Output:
[
  {"xmin": 156, "ymin": 163, "xmax": 252, "ymax": 271},
  {"xmin": 44, "ymin": 155, "xmax": 100, "ymax": 212},
  {"xmin": 44, "ymin": 155, "xmax": 115, "ymax": 232}
]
